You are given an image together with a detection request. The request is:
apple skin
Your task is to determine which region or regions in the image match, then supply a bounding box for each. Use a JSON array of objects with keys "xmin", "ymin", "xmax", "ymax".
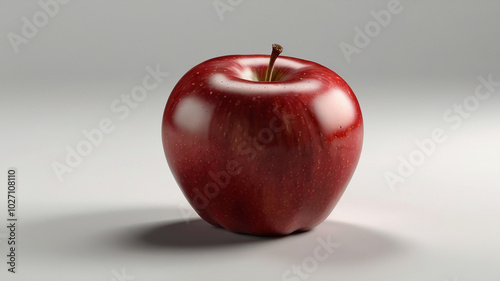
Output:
[{"xmin": 162, "ymin": 54, "xmax": 363, "ymax": 236}]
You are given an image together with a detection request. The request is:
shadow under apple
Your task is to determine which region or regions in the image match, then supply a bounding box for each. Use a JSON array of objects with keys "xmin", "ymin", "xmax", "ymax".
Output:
[
  {"xmin": 132, "ymin": 217, "xmax": 409, "ymax": 264},
  {"xmin": 133, "ymin": 219, "xmax": 277, "ymax": 248},
  {"xmin": 23, "ymin": 206, "xmax": 411, "ymax": 265}
]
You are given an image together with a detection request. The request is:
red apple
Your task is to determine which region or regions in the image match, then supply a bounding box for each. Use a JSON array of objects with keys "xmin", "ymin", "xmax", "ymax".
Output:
[{"xmin": 162, "ymin": 44, "xmax": 363, "ymax": 236}]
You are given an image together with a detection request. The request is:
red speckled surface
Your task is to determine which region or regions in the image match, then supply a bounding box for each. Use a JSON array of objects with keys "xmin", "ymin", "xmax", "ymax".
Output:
[{"xmin": 162, "ymin": 55, "xmax": 363, "ymax": 235}]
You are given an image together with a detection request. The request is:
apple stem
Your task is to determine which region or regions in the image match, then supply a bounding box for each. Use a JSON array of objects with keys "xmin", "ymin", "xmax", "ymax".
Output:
[{"xmin": 264, "ymin": 44, "xmax": 283, "ymax": 82}]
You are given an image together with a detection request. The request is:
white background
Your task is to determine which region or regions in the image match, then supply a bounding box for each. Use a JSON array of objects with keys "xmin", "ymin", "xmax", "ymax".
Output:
[{"xmin": 1, "ymin": 0, "xmax": 499, "ymax": 280}]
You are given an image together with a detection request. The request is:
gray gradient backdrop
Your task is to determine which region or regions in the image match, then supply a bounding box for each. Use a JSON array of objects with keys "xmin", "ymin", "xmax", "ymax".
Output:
[{"xmin": 1, "ymin": 1, "xmax": 499, "ymax": 280}]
